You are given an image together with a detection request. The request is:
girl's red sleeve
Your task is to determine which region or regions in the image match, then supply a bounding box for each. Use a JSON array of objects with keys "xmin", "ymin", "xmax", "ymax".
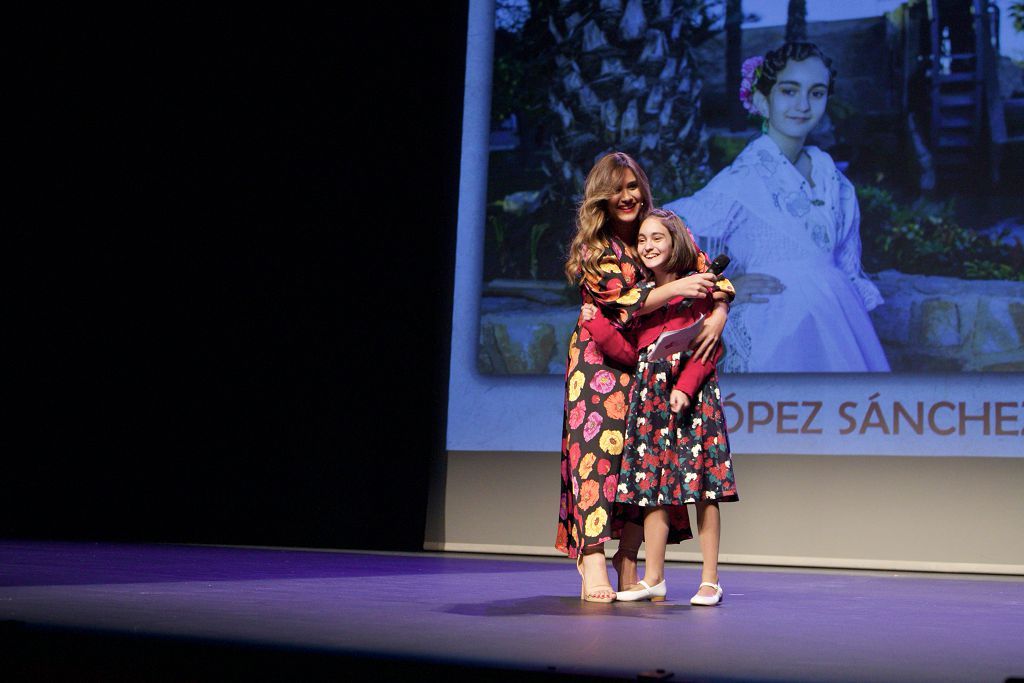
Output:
[
  {"xmin": 674, "ymin": 343, "xmax": 725, "ymax": 399},
  {"xmin": 581, "ymin": 308, "xmax": 639, "ymax": 367}
]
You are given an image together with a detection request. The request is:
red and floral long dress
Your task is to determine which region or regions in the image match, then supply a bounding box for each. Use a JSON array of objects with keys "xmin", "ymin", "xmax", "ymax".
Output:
[{"xmin": 555, "ymin": 236, "xmax": 691, "ymax": 558}]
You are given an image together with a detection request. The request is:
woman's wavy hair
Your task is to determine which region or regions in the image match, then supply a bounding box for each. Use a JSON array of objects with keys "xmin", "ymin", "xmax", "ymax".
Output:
[
  {"xmin": 754, "ymin": 41, "xmax": 836, "ymax": 97},
  {"xmin": 645, "ymin": 208, "xmax": 701, "ymax": 275},
  {"xmin": 564, "ymin": 151, "xmax": 653, "ymax": 283}
]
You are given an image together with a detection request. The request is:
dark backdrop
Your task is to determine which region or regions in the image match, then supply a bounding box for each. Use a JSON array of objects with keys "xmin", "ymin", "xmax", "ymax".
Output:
[{"xmin": 8, "ymin": 6, "xmax": 467, "ymax": 551}]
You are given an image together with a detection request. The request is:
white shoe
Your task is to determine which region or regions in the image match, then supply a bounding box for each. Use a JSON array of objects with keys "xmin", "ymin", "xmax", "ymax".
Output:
[
  {"xmin": 616, "ymin": 579, "xmax": 667, "ymax": 602},
  {"xmin": 690, "ymin": 581, "xmax": 723, "ymax": 606}
]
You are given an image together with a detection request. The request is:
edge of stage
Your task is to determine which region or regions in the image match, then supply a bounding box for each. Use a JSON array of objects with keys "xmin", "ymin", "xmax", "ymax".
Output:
[{"xmin": 1, "ymin": 541, "xmax": 1022, "ymax": 682}]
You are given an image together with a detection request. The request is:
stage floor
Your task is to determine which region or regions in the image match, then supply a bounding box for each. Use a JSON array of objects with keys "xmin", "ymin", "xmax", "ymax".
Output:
[{"xmin": 1, "ymin": 541, "xmax": 1022, "ymax": 682}]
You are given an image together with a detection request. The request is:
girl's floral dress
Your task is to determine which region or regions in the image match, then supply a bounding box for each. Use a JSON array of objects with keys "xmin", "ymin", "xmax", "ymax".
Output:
[
  {"xmin": 583, "ymin": 294, "xmax": 738, "ymax": 547},
  {"xmin": 617, "ymin": 342, "xmax": 738, "ymax": 516}
]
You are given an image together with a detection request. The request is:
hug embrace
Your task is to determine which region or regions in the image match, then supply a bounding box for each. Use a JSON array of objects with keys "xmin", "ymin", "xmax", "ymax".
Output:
[
  {"xmin": 556, "ymin": 40, "xmax": 881, "ymax": 604},
  {"xmin": 555, "ymin": 150, "xmax": 737, "ymax": 606}
]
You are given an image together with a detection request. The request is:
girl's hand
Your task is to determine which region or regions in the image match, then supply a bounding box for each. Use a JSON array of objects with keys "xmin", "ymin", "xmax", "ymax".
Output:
[
  {"xmin": 672, "ymin": 272, "xmax": 717, "ymax": 299},
  {"xmin": 729, "ymin": 273, "xmax": 785, "ymax": 304},
  {"xmin": 580, "ymin": 303, "xmax": 598, "ymax": 322},
  {"xmin": 670, "ymin": 389, "xmax": 690, "ymax": 413},
  {"xmin": 691, "ymin": 300, "xmax": 728, "ymax": 362}
]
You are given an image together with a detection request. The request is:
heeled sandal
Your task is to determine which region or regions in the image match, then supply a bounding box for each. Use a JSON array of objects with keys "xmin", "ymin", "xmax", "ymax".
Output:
[
  {"xmin": 577, "ymin": 554, "xmax": 616, "ymax": 603},
  {"xmin": 689, "ymin": 581, "xmax": 723, "ymax": 606}
]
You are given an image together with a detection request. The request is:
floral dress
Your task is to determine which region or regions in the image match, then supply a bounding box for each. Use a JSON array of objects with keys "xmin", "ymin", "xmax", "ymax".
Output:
[
  {"xmin": 556, "ymin": 236, "xmax": 692, "ymax": 557},
  {"xmin": 617, "ymin": 341, "xmax": 738, "ymax": 516}
]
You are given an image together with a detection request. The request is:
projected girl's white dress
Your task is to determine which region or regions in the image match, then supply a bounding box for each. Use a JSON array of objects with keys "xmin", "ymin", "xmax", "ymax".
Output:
[{"xmin": 665, "ymin": 135, "xmax": 889, "ymax": 372}]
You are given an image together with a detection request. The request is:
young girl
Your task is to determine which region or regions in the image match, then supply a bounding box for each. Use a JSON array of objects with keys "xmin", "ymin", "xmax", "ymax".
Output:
[
  {"xmin": 581, "ymin": 209, "xmax": 738, "ymax": 606},
  {"xmin": 664, "ymin": 41, "xmax": 888, "ymax": 372}
]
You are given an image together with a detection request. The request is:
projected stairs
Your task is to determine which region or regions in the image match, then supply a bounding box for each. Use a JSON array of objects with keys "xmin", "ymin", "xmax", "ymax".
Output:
[{"xmin": 925, "ymin": 0, "xmax": 1017, "ymax": 185}]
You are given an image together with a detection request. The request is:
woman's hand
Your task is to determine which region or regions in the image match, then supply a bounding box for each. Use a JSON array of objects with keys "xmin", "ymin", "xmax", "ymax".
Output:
[
  {"xmin": 670, "ymin": 389, "xmax": 690, "ymax": 413},
  {"xmin": 581, "ymin": 303, "xmax": 598, "ymax": 322},
  {"xmin": 671, "ymin": 272, "xmax": 718, "ymax": 299},
  {"xmin": 729, "ymin": 273, "xmax": 785, "ymax": 304},
  {"xmin": 691, "ymin": 300, "xmax": 728, "ymax": 362}
]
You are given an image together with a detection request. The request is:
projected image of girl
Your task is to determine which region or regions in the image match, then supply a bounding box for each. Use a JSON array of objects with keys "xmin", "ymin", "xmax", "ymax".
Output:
[
  {"xmin": 557, "ymin": 152, "xmax": 733, "ymax": 602},
  {"xmin": 666, "ymin": 42, "xmax": 890, "ymax": 372}
]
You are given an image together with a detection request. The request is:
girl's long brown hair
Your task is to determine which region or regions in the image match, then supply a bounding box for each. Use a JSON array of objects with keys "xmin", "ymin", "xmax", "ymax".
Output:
[
  {"xmin": 645, "ymin": 208, "xmax": 701, "ymax": 275},
  {"xmin": 564, "ymin": 152, "xmax": 653, "ymax": 283}
]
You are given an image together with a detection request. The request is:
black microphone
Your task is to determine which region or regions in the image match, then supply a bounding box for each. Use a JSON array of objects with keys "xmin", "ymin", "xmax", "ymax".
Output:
[{"xmin": 708, "ymin": 254, "xmax": 730, "ymax": 276}]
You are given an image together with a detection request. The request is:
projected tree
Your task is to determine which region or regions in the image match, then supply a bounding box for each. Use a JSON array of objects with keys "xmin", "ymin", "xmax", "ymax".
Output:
[{"xmin": 546, "ymin": 0, "xmax": 723, "ymax": 204}]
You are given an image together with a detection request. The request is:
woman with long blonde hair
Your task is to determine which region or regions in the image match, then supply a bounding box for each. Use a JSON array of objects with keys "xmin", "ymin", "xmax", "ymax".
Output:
[{"xmin": 557, "ymin": 152, "xmax": 733, "ymax": 602}]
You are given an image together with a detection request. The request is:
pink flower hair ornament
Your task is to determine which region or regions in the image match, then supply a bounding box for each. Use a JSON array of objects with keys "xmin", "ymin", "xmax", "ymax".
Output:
[{"xmin": 738, "ymin": 55, "xmax": 764, "ymax": 115}]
